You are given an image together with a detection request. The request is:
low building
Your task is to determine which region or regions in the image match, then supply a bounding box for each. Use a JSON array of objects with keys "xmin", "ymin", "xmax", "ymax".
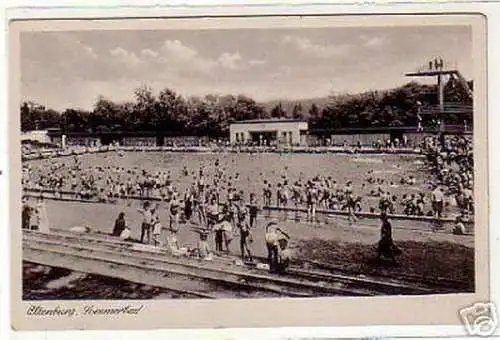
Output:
[
  {"xmin": 21, "ymin": 130, "xmax": 51, "ymax": 144},
  {"xmin": 229, "ymin": 119, "xmax": 308, "ymax": 146}
]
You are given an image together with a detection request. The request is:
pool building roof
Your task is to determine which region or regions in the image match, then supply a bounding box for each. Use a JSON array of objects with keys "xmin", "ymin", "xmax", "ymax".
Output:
[{"xmin": 230, "ymin": 118, "xmax": 307, "ymax": 125}]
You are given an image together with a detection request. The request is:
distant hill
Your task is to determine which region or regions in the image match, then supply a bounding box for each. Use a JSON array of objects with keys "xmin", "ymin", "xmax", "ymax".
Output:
[{"xmin": 258, "ymin": 79, "xmax": 474, "ymax": 118}]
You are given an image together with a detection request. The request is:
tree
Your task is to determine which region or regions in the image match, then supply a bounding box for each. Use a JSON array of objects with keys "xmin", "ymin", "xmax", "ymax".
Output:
[
  {"xmin": 21, "ymin": 77, "xmax": 474, "ymax": 137},
  {"xmin": 292, "ymin": 103, "xmax": 303, "ymax": 119},
  {"xmin": 270, "ymin": 102, "xmax": 285, "ymax": 118},
  {"xmin": 21, "ymin": 102, "xmax": 35, "ymax": 132},
  {"xmin": 155, "ymin": 88, "xmax": 187, "ymax": 133},
  {"xmin": 21, "ymin": 101, "xmax": 61, "ymax": 132},
  {"xmin": 232, "ymin": 95, "xmax": 264, "ymax": 121},
  {"xmin": 309, "ymin": 103, "xmax": 320, "ymax": 120},
  {"xmin": 92, "ymin": 96, "xmax": 121, "ymax": 131},
  {"xmin": 133, "ymin": 85, "xmax": 156, "ymax": 130},
  {"xmin": 60, "ymin": 108, "xmax": 90, "ymax": 132}
]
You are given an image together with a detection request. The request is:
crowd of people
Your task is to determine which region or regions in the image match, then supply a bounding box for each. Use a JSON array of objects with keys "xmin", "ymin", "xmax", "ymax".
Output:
[
  {"xmin": 420, "ymin": 135, "xmax": 474, "ymax": 232},
  {"xmin": 22, "ymin": 148, "xmax": 470, "ymax": 223},
  {"xmin": 21, "ymin": 132, "xmax": 474, "ymax": 270},
  {"xmin": 107, "ymin": 197, "xmax": 293, "ymax": 273}
]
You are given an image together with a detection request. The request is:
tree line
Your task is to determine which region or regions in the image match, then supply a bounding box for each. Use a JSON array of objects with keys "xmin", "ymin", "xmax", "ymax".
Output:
[{"xmin": 21, "ymin": 79, "xmax": 473, "ymax": 136}]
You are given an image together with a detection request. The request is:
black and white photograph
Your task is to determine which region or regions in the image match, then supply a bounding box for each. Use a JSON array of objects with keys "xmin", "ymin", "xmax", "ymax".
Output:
[{"xmin": 10, "ymin": 14, "xmax": 489, "ymax": 331}]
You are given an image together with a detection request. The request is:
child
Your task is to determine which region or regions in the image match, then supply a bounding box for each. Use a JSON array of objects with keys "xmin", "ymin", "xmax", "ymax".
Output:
[
  {"xmin": 453, "ymin": 216, "xmax": 467, "ymax": 235},
  {"xmin": 152, "ymin": 216, "xmax": 163, "ymax": 247},
  {"xmin": 196, "ymin": 230, "xmax": 212, "ymax": 260},
  {"xmin": 166, "ymin": 227, "xmax": 188, "ymax": 256}
]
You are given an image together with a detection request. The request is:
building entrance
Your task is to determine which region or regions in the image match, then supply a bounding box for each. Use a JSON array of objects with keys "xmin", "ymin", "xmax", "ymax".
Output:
[{"xmin": 249, "ymin": 131, "xmax": 277, "ymax": 146}]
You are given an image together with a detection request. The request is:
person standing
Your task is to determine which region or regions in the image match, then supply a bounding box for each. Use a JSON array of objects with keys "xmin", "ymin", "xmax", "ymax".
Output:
[
  {"xmin": 276, "ymin": 183, "xmax": 282, "ymax": 208},
  {"xmin": 195, "ymin": 185, "xmax": 207, "ymax": 226},
  {"xmin": 376, "ymin": 213, "xmax": 401, "ymax": 262},
  {"xmin": 183, "ymin": 187, "xmax": 193, "ymax": 222},
  {"xmin": 237, "ymin": 202, "xmax": 253, "ymax": 262},
  {"xmin": 431, "ymin": 185, "xmax": 445, "ymax": 220},
  {"xmin": 265, "ymin": 222, "xmax": 280, "ymax": 273},
  {"xmin": 306, "ymin": 182, "xmax": 318, "ymax": 223},
  {"xmin": 248, "ymin": 193, "xmax": 259, "ymax": 229},
  {"xmin": 345, "ymin": 193, "xmax": 358, "ymax": 223},
  {"xmin": 262, "ymin": 184, "xmax": 268, "ymax": 206},
  {"xmin": 343, "ymin": 181, "xmax": 357, "ymax": 223},
  {"xmin": 213, "ymin": 215, "xmax": 225, "ymax": 254},
  {"xmin": 263, "ymin": 184, "xmax": 272, "ymax": 218},
  {"xmin": 22, "ymin": 197, "xmax": 34, "ymax": 230},
  {"xmin": 205, "ymin": 197, "xmax": 219, "ymax": 230},
  {"xmin": 152, "ymin": 214, "xmax": 163, "ymax": 247},
  {"xmin": 35, "ymin": 197, "xmax": 50, "ymax": 233},
  {"xmin": 166, "ymin": 196, "xmax": 181, "ymax": 237},
  {"xmin": 138, "ymin": 201, "xmax": 153, "ymax": 244}
]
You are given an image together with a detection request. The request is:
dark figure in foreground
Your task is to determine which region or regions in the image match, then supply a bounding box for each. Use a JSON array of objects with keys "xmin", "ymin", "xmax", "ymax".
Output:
[
  {"xmin": 112, "ymin": 212, "xmax": 127, "ymax": 237},
  {"xmin": 248, "ymin": 193, "xmax": 259, "ymax": 228},
  {"xmin": 376, "ymin": 213, "xmax": 402, "ymax": 262}
]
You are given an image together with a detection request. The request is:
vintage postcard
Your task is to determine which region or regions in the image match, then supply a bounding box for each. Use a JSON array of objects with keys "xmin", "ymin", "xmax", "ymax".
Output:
[{"xmin": 9, "ymin": 14, "xmax": 491, "ymax": 332}]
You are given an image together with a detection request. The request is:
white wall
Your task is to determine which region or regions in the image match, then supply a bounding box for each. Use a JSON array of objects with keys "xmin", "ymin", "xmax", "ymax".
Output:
[
  {"xmin": 230, "ymin": 121, "xmax": 308, "ymax": 145},
  {"xmin": 21, "ymin": 130, "xmax": 50, "ymax": 144}
]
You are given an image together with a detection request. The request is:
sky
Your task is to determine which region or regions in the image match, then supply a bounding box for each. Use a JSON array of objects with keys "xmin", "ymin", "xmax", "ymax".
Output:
[{"xmin": 20, "ymin": 25, "xmax": 473, "ymax": 111}]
